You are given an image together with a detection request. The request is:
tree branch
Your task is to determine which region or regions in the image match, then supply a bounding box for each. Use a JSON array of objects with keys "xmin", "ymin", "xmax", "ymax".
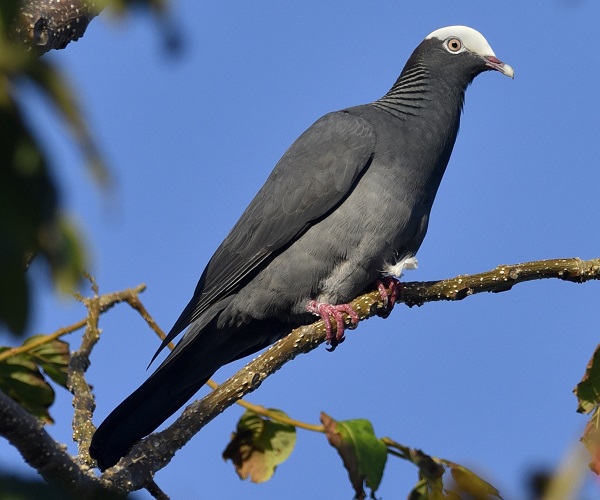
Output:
[
  {"xmin": 10, "ymin": 1, "xmax": 177, "ymax": 56},
  {"xmin": 11, "ymin": 0, "xmax": 99, "ymax": 54},
  {"xmin": 400, "ymin": 257, "xmax": 600, "ymax": 306},
  {"xmin": 100, "ymin": 257, "xmax": 600, "ymax": 491},
  {"xmin": 69, "ymin": 280, "xmax": 149, "ymax": 466},
  {"xmin": 0, "ymin": 388, "xmax": 109, "ymax": 494},
  {"xmin": 68, "ymin": 276, "xmax": 103, "ymax": 465}
]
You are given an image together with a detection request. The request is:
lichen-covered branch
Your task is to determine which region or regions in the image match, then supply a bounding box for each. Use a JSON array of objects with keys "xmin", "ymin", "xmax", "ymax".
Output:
[
  {"xmin": 11, "ymin": 0, "xmax": 100, "ymax": 54},
  {"xmin": 100, "ymin": 256, "xmax": 600, "ymax": 491},
  {"xmin": 68, "ymin": 276, "xmax": 102, "ymax": 465},
  {"xmin": 400, "ymin": 257, "xmax": 600, "ymax": 306},
  {"xmin": 68, "ymin": 279, "xmax": 147, "ymax": 465},
  {"xmin": 10, "ymin": 1, "xmax": 174, "ymax": 55},
  {"xmin": 0, "ymin": 388, "xmax": 109, "ymax": 493}
]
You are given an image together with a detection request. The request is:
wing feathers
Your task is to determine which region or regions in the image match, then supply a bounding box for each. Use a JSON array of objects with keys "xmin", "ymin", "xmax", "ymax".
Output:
[{"xmin": 153, "ymin": 111, "xmax": 376, "ymax": 360}]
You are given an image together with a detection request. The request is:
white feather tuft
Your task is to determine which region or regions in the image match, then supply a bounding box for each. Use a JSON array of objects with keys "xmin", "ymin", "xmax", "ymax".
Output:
[{"xmin": 382, "ymin": 256, "xmax": 419, "ymax": 278}]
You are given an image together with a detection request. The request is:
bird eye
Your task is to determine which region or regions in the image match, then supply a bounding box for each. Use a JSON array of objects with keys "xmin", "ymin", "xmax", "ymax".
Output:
[{"xmin": 446, "ymin": 38, "xmax": 462, "ymax": 52}]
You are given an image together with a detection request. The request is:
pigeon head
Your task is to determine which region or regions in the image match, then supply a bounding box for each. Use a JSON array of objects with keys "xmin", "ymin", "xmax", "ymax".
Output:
[
  {"xmin": 423, "ymin": 26, "xmax": 514, "ymax": 81},
  {"xmin": 380, "ymin": 26, "xmax": 513, "ymax": 120}
]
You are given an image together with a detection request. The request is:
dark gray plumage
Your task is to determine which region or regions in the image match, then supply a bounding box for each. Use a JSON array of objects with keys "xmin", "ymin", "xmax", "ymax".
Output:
[{"xmin": 90, "ymin": 26, "xmax": 513, "ymax": 470}]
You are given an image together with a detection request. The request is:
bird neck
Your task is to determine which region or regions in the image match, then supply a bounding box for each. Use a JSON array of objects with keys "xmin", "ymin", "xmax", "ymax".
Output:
[{"xmin": 373, "ymin": 61, "xmax": 467, "ymax": 122}]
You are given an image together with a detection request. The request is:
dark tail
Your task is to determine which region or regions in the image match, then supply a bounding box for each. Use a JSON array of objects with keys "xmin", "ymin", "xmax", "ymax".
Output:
[
  {"xmin": 90, "ymin": 317, "xmax": 287, "ymax": 470},
  {"xmin": 89, "ymin": 339, "xmax": 213, "ymax": 470}
]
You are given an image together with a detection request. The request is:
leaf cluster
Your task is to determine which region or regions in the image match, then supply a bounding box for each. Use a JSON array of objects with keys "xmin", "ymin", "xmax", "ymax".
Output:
[
  {"xmin": 0, "ymin": 336, "xmax": 68, "ymax": 422},
  {"xmin": 0, "ymin": 3, "xmax": 102, "ymax": 334}
]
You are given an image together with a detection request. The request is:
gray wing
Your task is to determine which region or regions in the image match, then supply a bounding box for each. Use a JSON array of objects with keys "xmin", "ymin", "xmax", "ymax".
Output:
[{"xmin": 154, "ymin": 110, "xmax": 376, "ymax": 358}]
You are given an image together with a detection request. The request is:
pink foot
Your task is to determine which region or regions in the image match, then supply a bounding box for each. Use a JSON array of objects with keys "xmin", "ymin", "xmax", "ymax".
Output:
[
  {"xmin": 376, "ymin": 277, "xmax": 402, "ymax": 318},
  {"xmin": 306, "ymin": 300, "xmax": 360, "ymax": 351}
]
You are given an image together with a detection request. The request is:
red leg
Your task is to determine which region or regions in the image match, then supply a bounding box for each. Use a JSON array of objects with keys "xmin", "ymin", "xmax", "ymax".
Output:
[
  {"xmin": 376, "ymin": 276, "xmax": 402, "ymax": 318},
  {"xmin": 306, "ymin": 300, "xmax": 360, "ymax": 351}
]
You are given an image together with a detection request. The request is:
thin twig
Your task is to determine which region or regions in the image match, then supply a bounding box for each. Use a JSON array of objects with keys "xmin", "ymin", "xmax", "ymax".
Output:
[
  {"xmin": 207, "ymin": 378, "xmax": 324, "ymax": 433},
  {"xmin": 0, "ymin": 318, "xmax": 87, "ymax": 363},
  {"xmin": 145, "ymin": 479, "xmax": 170, "ymax": 500}
]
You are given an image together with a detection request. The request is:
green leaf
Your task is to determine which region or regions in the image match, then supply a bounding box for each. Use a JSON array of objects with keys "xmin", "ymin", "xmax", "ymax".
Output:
[
  {"xmin": 0, "ymin": 73, "xmax": 88, "ymax": 334},
  {"xmin": 0, "ymin": 336, "xmax": 70, "ymax": 422},
  {"xmin": 24, "ymin": 336, "xmax": 70, "ymax": 388},
  {"xmin": 408, "ymin": 477, "xmax": 447, "ymax": 500},
  {"xmin": 574, "ymin": 344, "xmax": 600, "ymax": 414},
  {"xmin": 0, "ymin": 348, "xmax": 55, "ymax": 423},
  {"xmin": 0, "ymin": 95, "xmax": 57, "ymax": 334},
  {"xmin": 223, "ymin": 409, "xmax": 297, "ymax": 483},
  {"xmin": 24, "ymin": 59, "xmax": 110, "ymax": 187},
  {"xmin": 408, "ymin": 479, "xmax": 429, "ymax": 500},
  {"xmin": 448, "ymin": 463, "xmax": 502, "ymax": 499},
  {"xmin": 581, "ymin": 410, "xmax": 600, "ymax": 474},
  {"xmin": 0, "ymin": 258, "xmax": 29, "ymax": 334},
  {"xmin": 0, "ymin": 4, "xmax": 21, "ymax": 41},
  {"xmin": 42, "ymin": 215, "xmax": 87, "ymax": 295},
  {"xmin": 338, "ymin": 419, "xmax": 387, "ymax": 492},
  {"xmin": 321, "ymin": 412, "xmax": 387, "ymax": 499},
  {"xmin": 0, "ymin": 18, "xmax": 94, "ymax": 335}
]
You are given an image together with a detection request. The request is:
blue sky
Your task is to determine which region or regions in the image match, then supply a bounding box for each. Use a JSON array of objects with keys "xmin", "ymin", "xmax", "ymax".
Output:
[{"xmin": 2, "ymin": 0, "xmax": 600, "ymax": 498}]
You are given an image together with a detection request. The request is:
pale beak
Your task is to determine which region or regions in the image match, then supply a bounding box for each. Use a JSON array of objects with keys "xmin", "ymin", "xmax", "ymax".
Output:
[{"xmin": 484, "ymin": 55, "xmax": 515, "ymax": 79}]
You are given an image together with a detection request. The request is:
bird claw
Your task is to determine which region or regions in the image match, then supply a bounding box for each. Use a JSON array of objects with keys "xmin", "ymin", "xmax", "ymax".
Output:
[
  {"xmin": 376, "ymin": 276, "xmax": 402, "ymax": 318},
  {"xmin": 306, "ymin": 300, "xmax": 360, "ymax": 351}
]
